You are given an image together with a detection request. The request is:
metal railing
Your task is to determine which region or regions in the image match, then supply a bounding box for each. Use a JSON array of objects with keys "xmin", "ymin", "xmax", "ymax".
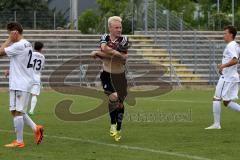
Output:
[
  {"xmin": 120, "ymin": 0, "xmax": 226, "ymax": 85},
  {"xmin": 0, "ymin": 10, "xmax": 66, "ymax": 30}
]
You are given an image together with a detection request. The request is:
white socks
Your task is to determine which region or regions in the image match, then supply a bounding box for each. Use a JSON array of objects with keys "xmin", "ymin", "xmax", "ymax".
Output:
[
  {"xmin": 14, "ymin": 116, "xmax": 24, "ymax": 143},
  {"xmin": 23, "ymin": 114, "xmax": 37, "ymax": 132},
  {"xmin": 13, "ymin": 114, "xmax": 37, "ymax": 143},
  {"xmin": 30, "ymin": 96, "xmax": 37, "ymax": 113},
  {"xmin": 212, "ymin": 101, "xmax": 240, "ymax": 126},
  {"xmin": 213, "ymin": 101, "xmax": 221, "ymax": 126},
  {"xmin": 227, "ymin": 101, "xmax": 240, "ymax": 111}
]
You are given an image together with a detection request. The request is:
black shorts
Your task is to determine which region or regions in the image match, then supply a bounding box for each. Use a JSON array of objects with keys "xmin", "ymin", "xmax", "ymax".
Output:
[{"xmin": 100, "ymin": 71, "xmax": 127, "ymax": 102}]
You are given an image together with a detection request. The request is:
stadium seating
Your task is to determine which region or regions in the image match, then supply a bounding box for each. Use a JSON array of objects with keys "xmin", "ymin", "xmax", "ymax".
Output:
[{"xmin": 0, "ymin": 30, "xmax": 233, "ymax": 87}]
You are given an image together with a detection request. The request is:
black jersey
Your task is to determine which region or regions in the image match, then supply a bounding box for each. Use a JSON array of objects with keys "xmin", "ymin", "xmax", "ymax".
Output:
[{"xmin": 100, "ymin": 34, "xmax": 129, "ymax": 54}]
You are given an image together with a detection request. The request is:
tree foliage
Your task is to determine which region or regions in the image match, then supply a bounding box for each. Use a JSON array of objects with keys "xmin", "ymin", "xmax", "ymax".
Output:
[
  {"xmin": 77, "ymin": 0, "xmax": 239, "ymax": 32},
  {"xmin": 198, "ymin": 0, "xmax": 237, "ymax": 30},
  {"xmin": 0, "ymin": 0, "xmax": 67, "ymax": 29},
  {"xmin": 155, "ymin": 0, "xmax": 239, "ymax": 30},
  {"xmin": 78, "ymin": 9, "xmax": 99, "ymax": 34},
  {"xmin": 96, "ymin": 0, "xmax": 131, "ymax": 34},
  {"xmin": 78, "ymin": 0, "xmax": 131, "ymax": 34},
  {"xmin": 96, "ymin": 0, "xmax": 129, "ymax": 18}
]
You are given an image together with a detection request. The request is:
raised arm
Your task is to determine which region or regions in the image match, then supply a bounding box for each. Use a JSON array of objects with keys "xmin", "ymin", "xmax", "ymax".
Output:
[{"xmin": 0, "ymin": 37, "xmax": 11, "ymax": 57}]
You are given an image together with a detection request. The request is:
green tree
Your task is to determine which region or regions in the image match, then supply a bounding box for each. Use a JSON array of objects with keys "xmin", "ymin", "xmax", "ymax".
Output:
[
  {"xmin": 77, "ymin": 0, "xmax": 238, "ymax": 32},
  {"xmin": 234, "ymin": 5, "xmax": 240, "ymax": 30},
  {"xmin": 78, "ymin": 9, "xmax": 99, "ymax": 34},
  {"xmin": 156, "ymin": 0, "xmax": 196, "ymax": 28},
  {"xmin": 198, "ymin": 0, "xmax": 238, "ymax": 30},
  {"xmin": 96, "ymin": 0, "xmax": 129, "ymax": 18},
  {"xmin": 0, "ymin": 0, "xmax": 66, "ymax": 29},
  {"xmin": 96, "ymin": 0, "xmax": 131, "ymax": 34}
]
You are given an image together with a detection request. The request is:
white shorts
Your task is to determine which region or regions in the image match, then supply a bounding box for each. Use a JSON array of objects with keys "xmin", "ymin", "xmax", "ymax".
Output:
[
  {"xmin": 31, "ymin": 84, "xmax": 41, "ymax": 95},
  {"xmin": 9, "ymin": 90, "xmax": 30, "ymax": 113},
  {"xmin": 214, "ymin": 77, "xmax": 239, "ymax": 101}
]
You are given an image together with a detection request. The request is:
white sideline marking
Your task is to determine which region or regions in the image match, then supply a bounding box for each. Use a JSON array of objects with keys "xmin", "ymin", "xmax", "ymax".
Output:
[
  {"xmin": 0, "ymin": 129, "xmax": 212, "ymax": 160},
  {"xmin": 147, "ymin": 99, "xmax": 210, "ymax": 104}
]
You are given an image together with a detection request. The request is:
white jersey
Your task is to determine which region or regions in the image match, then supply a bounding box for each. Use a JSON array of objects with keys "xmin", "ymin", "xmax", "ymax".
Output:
[
  {"xmin": 221, "ymin": 40, "xmax": 240, "ymax": 82},
  {"xmin": 4, "ymin": 39, "xmax": 34, "ymax": 92},
  {"xmin": 31, "ymin": 51, "xmax": 45, "ymax": 84}
]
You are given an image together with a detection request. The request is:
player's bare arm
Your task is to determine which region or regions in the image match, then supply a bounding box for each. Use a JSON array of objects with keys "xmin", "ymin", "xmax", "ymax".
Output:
[
  {"xmin": 0, "ymin": 37, "xmax": 11, "ymax": 56},
  {"xmin": 100, "ymin": 43, "xmax": 127, "ymax": 60},
  {"xmin": 91, "ymin": 50, "xmax": 126, "ymax": 62},
  {"xmin": 218, "ymin": 57, "xmax": 238, "ymax": 74}
]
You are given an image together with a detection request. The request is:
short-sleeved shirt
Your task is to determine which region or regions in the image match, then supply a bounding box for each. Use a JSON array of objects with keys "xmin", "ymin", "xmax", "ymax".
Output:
[
  {"xmin": 31, "ymin": 51, "xmax": 45, "ymax": 84},
  {"xmin": 221, "ymin": 40, "xmax": 240, "ymax": 82},
  {"xmin": 4, "ymin": 39, "xmax": 34, "ymax": 92},
  {"xmin": 100, "ymin": 34, "xmax": 128, "ymax": 73},
  {"xmin": 100, "ymin": 34, "xmax": 128, "ymax": 54}
]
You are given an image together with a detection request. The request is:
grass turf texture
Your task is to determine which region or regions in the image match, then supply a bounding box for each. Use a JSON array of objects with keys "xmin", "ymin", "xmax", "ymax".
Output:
[{"xmin": 0, "ymin": 89, "xmax": 240, "ymax": 160}]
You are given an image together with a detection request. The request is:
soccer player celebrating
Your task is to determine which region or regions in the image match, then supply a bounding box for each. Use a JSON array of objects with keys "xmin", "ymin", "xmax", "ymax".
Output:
[
  {"xmin": 28, "ymin": 42, "xmax": 45, "ymax": 115},
  {"xmin": 205, "ymin": 25, "xmax": 240, "ymax": 129},
  {"xmin": 91, "ymin": 16, "xmax": 129, "ymax": 141},
  {"xmin": 0, "ymin": 22, "xmax": 44, "ymax": 148}
]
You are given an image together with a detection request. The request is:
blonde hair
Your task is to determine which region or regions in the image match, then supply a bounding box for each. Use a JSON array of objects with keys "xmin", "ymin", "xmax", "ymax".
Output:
[{"xmin": 108, "ymin": 16, "xmax": 122, "ymax": 27}]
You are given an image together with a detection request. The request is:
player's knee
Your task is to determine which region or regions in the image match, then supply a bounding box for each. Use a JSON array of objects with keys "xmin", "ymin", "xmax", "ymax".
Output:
[
  {"xmin": 16, "ymin": 111, "xmax": 23, "ymax": 116},
  {"xmin": 223, "ymin": 101, "xmax": 230, "ymax": 107},
  {"xmin": 213, "ymin": 96, "xmax": 221, "ymax": 101},
  {"xmin": 10, "ymin": 111, "xmax": 15, "ymax": 116},
  {"xmin": 13, "ymin": 111, "xmax": 23, "ymax": 116},
  {"xmin": 109, "ymin": 92, "xmax": 118, "ymax": 101}
]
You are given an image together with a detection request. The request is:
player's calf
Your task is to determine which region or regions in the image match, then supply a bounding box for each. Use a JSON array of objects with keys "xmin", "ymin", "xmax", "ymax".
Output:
[{"xmin": 226, "ymin": 101, "xmax": 240, "ymax": 111}]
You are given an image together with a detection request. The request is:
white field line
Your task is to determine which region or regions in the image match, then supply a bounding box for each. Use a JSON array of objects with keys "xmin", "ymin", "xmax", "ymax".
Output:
[
  {"xmin": 144, "ymin": 98, "xmax": 211, "ymax": 104},
  {"xmin": 0, "ymin": 129, "xmax": 213, "ymax": 160}
]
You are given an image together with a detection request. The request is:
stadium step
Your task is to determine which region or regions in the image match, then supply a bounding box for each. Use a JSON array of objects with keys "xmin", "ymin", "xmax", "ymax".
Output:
[{"xmin": 0, "ymin": 30, "xmax": 226, "ymax": 86}]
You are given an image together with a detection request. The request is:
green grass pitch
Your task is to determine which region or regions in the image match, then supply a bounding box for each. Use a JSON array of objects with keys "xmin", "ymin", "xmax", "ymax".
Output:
[{"xmin": 0, "ymin": 89, "xmax": 240, "ymax": 160}]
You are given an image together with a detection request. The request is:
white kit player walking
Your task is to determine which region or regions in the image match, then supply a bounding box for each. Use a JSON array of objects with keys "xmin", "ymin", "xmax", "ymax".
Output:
[
  {"xmin": 28, "ymin": 42, "xmax": 45, "ymax": 115},
  {"xmin": 206, "ymin": 25, "xmax": 240, "ymax": 130},
  {"xmin": 0, "ymin": 22, "xmax": 44, "ymax": 148}
]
